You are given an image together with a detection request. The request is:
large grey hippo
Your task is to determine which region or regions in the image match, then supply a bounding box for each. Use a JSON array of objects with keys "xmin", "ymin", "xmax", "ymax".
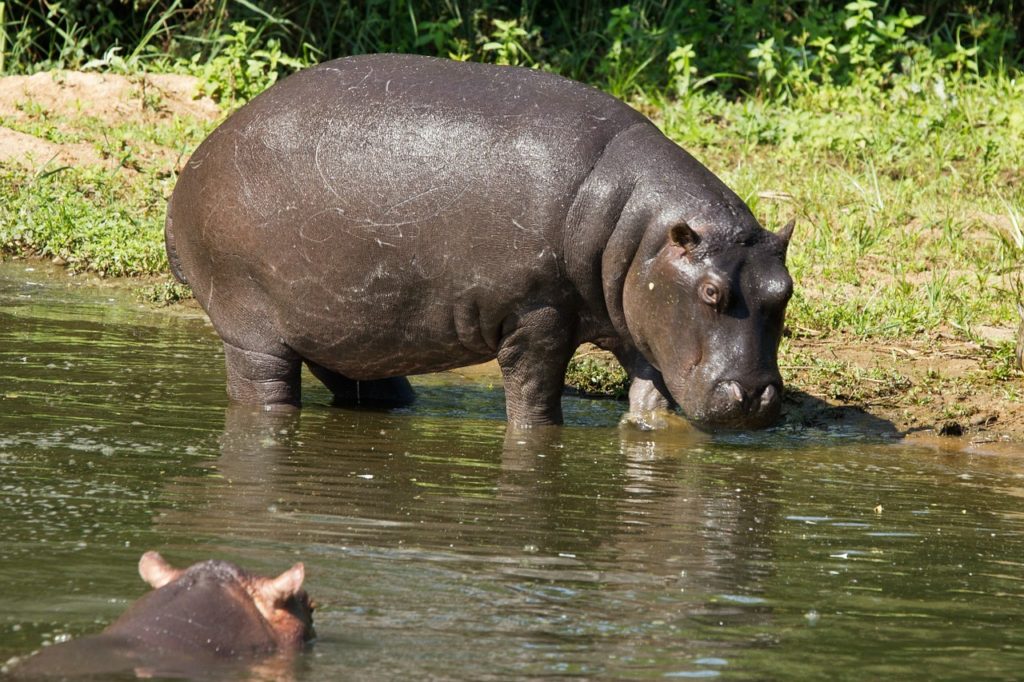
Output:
[{"xmin": 166, "ymin": 53, "xmax": 793, "ymax": 429}]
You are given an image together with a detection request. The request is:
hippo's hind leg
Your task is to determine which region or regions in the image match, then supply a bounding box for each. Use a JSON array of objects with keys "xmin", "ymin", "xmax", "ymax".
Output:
[
  {"xmin": 223, "ymin": 342, "xmax": 302, "ymax": 408},
  {"xmin": 305, "ymin": 361, "xmax": 415, "ymax": 407}
]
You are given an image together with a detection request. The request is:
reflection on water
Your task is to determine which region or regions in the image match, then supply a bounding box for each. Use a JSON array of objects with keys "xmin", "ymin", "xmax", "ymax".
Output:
[{"xmin": 3, "ymin": 260, "xmax": 1024, "ymax": 679}]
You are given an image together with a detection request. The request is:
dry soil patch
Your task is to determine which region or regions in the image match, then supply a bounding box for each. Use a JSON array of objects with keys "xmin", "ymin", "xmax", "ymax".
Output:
[
  {"xmin": 0, "ymin": 125, "xmax": 106, "ymax": 168},
  {"xmin": 0, "ymin": 71, "xmax": 219, "ymax": 125},
  {"xmin": 0, "ymin": 71, "xmax": 219, "ymax": 173}
]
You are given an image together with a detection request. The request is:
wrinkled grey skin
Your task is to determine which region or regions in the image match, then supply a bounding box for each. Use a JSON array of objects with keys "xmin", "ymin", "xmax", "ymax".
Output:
[
  {"xmin": 11, "ymin": 554, "xmax": 314, "ymax": 679},
  {"xmin": 166, "ymin": 53, "xmax": 793, "ymax": 430}
]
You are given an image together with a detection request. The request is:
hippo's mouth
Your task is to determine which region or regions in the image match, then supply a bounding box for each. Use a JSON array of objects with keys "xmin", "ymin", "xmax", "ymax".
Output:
[{"xmin": 674, "ymin": 378, "xmax": 784, "ymax": 431}]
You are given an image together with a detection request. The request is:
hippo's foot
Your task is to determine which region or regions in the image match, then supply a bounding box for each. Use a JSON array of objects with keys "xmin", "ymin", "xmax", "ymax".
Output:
[
  {"xmin": 618, "ymin": 366, "xmax": 678, "ymax": 430},
  {"xmin": 223, "ymin": 342, "xmax": 301, "ymax": 409},
  {"xmin": 619, "ymin": 408, "xmax": 689, "ymax": 431},
  {"xmin": 306, "ymin": 361, "xmax": 415, "ymax": 407}
]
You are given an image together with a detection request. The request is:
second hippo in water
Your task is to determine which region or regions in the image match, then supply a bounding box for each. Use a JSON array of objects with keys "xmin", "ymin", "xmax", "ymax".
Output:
[
  {"xmin": 166, "ymin": 54, "xmax": 794, "ymax": 430},
  {"xmin": 10, "ymin": 552, "xmax": 314, "ymax": 679}
]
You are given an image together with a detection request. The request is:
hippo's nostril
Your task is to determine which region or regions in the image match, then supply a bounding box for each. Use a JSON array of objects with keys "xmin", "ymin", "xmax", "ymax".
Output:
[
  {"xmin": 696, "ymin": 380, "xmax": 783, "ymax": 429},
  {"xmin": 722, "ymin": 380, "xmax": 745, "ymax": 405}
]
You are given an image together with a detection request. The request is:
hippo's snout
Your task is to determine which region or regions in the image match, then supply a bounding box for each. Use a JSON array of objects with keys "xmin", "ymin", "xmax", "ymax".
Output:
[{"xmin": 698, "ymin": 379, "xmax": 782, "ymax": 430}]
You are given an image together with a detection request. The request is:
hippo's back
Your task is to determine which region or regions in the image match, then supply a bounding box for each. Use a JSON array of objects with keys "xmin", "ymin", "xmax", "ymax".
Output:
[{"xmin": 170, "ymin": 54, "xmax": 648, "ymax": 255}]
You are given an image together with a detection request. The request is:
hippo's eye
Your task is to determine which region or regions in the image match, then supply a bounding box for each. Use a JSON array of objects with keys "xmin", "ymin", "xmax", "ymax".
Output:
[{"xmin": 699, "ymin": 282, "xmax": 721, "ymax": 309}]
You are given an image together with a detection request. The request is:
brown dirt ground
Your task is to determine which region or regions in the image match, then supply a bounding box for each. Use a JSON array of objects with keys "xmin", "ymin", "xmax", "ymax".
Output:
[
  {"xmin": 0, "ymin": 70, "xmax": 219, "ymax": 124},
  {"xmin": 1, "ymin": 71, "xmax": 1021, "ymax": 451},
  {"xmin": 573, "ymin": 337, "xmax": 1024, "ymax": 452},
  {"xmin": 780, "ymin": 337, "xmax": 1024, "ymax": 453},
  {"xmin": 0, "ymin": 71, "xmax": 220, "ymax": 170}
]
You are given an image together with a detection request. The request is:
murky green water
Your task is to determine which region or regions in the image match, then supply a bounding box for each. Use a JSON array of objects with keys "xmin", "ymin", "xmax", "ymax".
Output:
[{"xmin": 3, "ymin": 260, "xmax": 1024, "ymax": 680}]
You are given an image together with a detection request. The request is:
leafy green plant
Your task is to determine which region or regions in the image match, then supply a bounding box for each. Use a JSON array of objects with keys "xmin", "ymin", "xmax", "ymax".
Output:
[
  {"xmin": 413, "ymin": 16, "xmax": 466, "ymax": 60},
  {"xmin": 481, "ymin": 17, "xmax": 534, "ymax": 66},
  {"xmin": 749, "ymin": 37, "xmax": 781, "ymax": 96},
  {"xmin": 596, "ymin": 5, "xmax": 663, "ymax": 99},
  {"xmin": 839, "ymin": 1, "xmax": 925, "ymax": 85},
  {"xmin": 666, "ymin": 42, "xmax": 727, "ymax": 97},
  {"xmin": 192, "ymin": 21, "xmax": 306, "ymax": 104}
]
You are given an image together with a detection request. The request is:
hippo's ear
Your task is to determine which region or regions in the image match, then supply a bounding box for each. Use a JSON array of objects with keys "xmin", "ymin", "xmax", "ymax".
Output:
[
  {"xmin": 261, "ymin": 562, "xmax": 305, "ymax": 605},
  {"xmin": 776, "ymin": 218, "xmax": 796, "ymax": 250},
  {"xmin": 668, "ymin": 222, "xmax": 700, "ymax": 255},
  {"xmin": 139, "ymin": 551, "xmax": 183, "ymax": 589}
]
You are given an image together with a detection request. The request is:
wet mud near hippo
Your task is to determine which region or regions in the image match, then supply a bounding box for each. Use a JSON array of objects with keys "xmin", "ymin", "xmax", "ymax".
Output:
[{"xmin": 3, "ymin": 259, "xmax": 1024, "ymax": 679}]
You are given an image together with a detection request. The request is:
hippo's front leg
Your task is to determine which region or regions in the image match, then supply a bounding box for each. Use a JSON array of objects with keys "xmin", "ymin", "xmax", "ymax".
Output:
[
  {"xmin": 617, "ymin": 351, "xmax": 677, "ymax": 430},
  {"xmin": 496, "ymin": 307, "xmax": 577, "ymax": 427}
]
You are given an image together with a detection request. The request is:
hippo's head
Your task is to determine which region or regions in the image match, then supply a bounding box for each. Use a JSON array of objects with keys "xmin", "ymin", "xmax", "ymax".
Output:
[
  {"xmin": 623, "ymin": 219, "xmax": 794, "ymax": 430},
  {"xmin": 138, "ymin": 551, "xmax": 316, "ymax": 650}
]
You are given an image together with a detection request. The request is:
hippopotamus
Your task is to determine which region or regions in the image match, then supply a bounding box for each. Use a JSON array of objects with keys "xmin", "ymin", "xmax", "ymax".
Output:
[
  {"xmin": 11, "ymin": 552, "xmax": 314, "ymax": 679},
  {"xmin": 165, "ymin": 53, "xmax": 793, "ymax": 429}
]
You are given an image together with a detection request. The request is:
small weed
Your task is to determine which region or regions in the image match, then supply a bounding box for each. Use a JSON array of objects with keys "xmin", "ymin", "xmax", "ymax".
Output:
[
  {"xmin": 596, "ymin": 5, "xmax": 663, "ymax": 99},
  {"xmin": 782, "ymin": 349, "xmax": 912, "ymax": 405},
  {"xmin": 142, "ymin": 280, "xmax": 192, "ymax": 306},
  {"xmin": 480, "ymin": 17, "xmax": 535, "ymax": 67},
  {"xmin": 981, "ymin": 342, "xmax": 1020, "ymax": 382},
  {"xmin": 413, "ymin": 17, "xmax": 466, "ymax": 60}
]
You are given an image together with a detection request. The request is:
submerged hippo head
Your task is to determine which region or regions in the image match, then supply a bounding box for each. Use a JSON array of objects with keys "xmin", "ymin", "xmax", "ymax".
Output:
[
  {"xmin": 624, "ymin": 219, "xmax": 794, "ymax": 430},
  {"xmin": 136, "ymin": 551, "xmax": 316, "ymax": 652},
  {"xmin": 11, "ymin": 552, "xmax": 315, "ymax": 679}
]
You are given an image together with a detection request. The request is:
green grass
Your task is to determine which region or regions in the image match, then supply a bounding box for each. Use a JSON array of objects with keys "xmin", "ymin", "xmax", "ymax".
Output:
[
  {"xmin": 653, "ymin": 76, "xmax": 1024, "ymax": 343},
  {"xmin": 0, "ymin": 164, "xmax": 169, "ymax": 276},
  {"xmin": 0, "ymin": 93, "xmax": 212, "ymax": 276}
]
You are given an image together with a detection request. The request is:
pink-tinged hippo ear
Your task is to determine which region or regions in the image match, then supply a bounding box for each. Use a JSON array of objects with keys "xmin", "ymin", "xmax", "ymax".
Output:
[
  {"xmin": 261, "ymin": 563, "xmax": 305, "ymax": 604},
  {"xmin": 138, "ymin": 551, "xmax": 183, "ymax": 589},
  {"xmin": 777, "ymin": 218, "xmax": 796, "ymax": 247},
  {"xmin": 668, "ymin": 222, "xmax": 700, "ymax": 254}
]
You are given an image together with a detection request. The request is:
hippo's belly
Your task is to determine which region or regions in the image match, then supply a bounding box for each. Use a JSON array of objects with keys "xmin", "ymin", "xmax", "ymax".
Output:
[
  {"xmin": 266, "ymin": 265, "xmax": 500, "ymax": 379},
  {"xmin": 248, "ymin": 209, "xmax": 566, "ymax": 379}
]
